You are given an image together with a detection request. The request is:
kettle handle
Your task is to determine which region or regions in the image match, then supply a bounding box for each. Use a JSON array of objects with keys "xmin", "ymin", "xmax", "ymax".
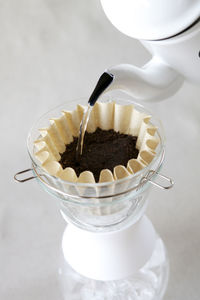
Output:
[{"xmin": 106, "ymin": 56, "xmax": 183, "ymax": 101}]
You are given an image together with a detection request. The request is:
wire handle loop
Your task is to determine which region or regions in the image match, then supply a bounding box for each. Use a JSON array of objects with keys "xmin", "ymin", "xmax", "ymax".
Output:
[
  {"xmin": 143, "ymin": 170, "xmax": 174, "ymax": 190},
  {"xmin": 14, "ymin": 168, "xmax": 36, "ymax": 183}
]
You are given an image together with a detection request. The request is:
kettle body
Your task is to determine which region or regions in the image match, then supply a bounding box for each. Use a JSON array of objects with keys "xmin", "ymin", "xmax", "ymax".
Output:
[
  {"xmin": 100, "ymin": 0, "xmax": 200, "ymax": 100},
  {"xmin": 142, "ymin": 20, "xmax": 200, "ymax": 84}
]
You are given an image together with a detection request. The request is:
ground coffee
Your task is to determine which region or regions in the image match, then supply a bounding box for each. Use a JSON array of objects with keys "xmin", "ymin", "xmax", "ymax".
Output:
[{"xmin": 59, "ymin": 127, "xmax": 138, "ymax": 182}]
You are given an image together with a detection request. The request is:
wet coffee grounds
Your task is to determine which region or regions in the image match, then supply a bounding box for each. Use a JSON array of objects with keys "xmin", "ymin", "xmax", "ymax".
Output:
[{"xmin": 59, "ymin": 127, "xmax": 139, "ymax": 182}]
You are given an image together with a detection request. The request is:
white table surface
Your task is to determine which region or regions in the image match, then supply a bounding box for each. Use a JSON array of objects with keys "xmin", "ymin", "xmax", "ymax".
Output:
[{"xmin": 1, "ymin": 1, "xmax": 200, "ymax": 299}]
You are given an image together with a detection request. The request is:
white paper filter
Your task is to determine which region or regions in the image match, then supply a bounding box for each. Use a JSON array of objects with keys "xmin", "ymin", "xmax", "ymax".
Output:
[{"xmin": 34, "ymin": 102, "xmax": 159, "ymax": 214}]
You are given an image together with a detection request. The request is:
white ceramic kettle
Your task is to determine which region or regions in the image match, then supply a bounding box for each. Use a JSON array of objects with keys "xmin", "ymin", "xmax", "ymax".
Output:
[{"xmin": 100, "ymin": 0, "xmax": 200, "ymax": 101}]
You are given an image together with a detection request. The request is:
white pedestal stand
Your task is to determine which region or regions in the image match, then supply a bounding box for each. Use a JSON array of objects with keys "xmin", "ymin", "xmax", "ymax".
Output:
[
  {"xmin": 63, "ymin": 216, "xmax": 156, "ymax": 281},
  {"xmin": 61, "ymin": 216, "xmax": 169, "ymax": 300}
]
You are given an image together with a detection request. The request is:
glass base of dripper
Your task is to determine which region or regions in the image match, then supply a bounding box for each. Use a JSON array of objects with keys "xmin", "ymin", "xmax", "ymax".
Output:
[{"xmin": 59, "ymin": 237, "xmax": 169, "ymax": 300}]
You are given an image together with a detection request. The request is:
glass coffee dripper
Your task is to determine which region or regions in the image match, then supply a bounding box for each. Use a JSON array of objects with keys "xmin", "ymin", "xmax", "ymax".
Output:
[{"xmin": 15, "ymin": 97, "xmax": 173, "ymax": 300}]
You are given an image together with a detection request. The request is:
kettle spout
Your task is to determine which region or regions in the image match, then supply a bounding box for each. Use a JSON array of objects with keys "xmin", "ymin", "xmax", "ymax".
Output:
[{"xmin": 105, "ymin": 57, "xmax": 183, "ymax": 101}]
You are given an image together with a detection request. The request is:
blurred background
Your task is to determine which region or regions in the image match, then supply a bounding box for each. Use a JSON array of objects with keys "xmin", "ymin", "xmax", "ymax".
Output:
[{"xmin": 1, "ymin": 0, "xmax": 200, "ymax": 299}]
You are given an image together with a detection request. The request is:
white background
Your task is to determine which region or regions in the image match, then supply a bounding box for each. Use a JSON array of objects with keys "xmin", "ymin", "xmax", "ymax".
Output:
[{"xmin": 1, "ymin": 0, "xmax": 200, "ymax": 299}]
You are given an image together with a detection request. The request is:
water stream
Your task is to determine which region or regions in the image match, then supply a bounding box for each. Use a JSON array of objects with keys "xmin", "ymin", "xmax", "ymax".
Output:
[
  {"xmin": 76, "ymin": 71, "xmax": 114, "ymax": 161},
  {"xmin": 76, "ymin": 104, "xmax": 93, "ymax": 159}
]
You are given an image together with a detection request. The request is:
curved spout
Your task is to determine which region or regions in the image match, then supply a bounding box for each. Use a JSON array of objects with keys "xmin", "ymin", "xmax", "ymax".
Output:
[{"xmin": 105, "ymin": 57, "xmax": 183, "ymax": 101}]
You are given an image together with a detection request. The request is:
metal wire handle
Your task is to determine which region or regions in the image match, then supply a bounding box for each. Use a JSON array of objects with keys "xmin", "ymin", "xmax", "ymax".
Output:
[
  {"xmin": 14, "ymin": 147, "xmax": 174, "ymax": 199},
  {"xmin": 140, "ymin": 170, "xmax": 174, "ymax": 190},
  {"xmin": 14, "ymin": 164, "xmax": 174, "ymax": 198},
  {"xmin": 14, "ymin": 168, "xmax": 37, "ymax": 182}
]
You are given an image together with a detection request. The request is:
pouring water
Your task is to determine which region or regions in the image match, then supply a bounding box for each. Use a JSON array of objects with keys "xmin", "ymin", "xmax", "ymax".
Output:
[{"xmin": 76, "ymin": 72, "xmax": 114, "ymax": 160}]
